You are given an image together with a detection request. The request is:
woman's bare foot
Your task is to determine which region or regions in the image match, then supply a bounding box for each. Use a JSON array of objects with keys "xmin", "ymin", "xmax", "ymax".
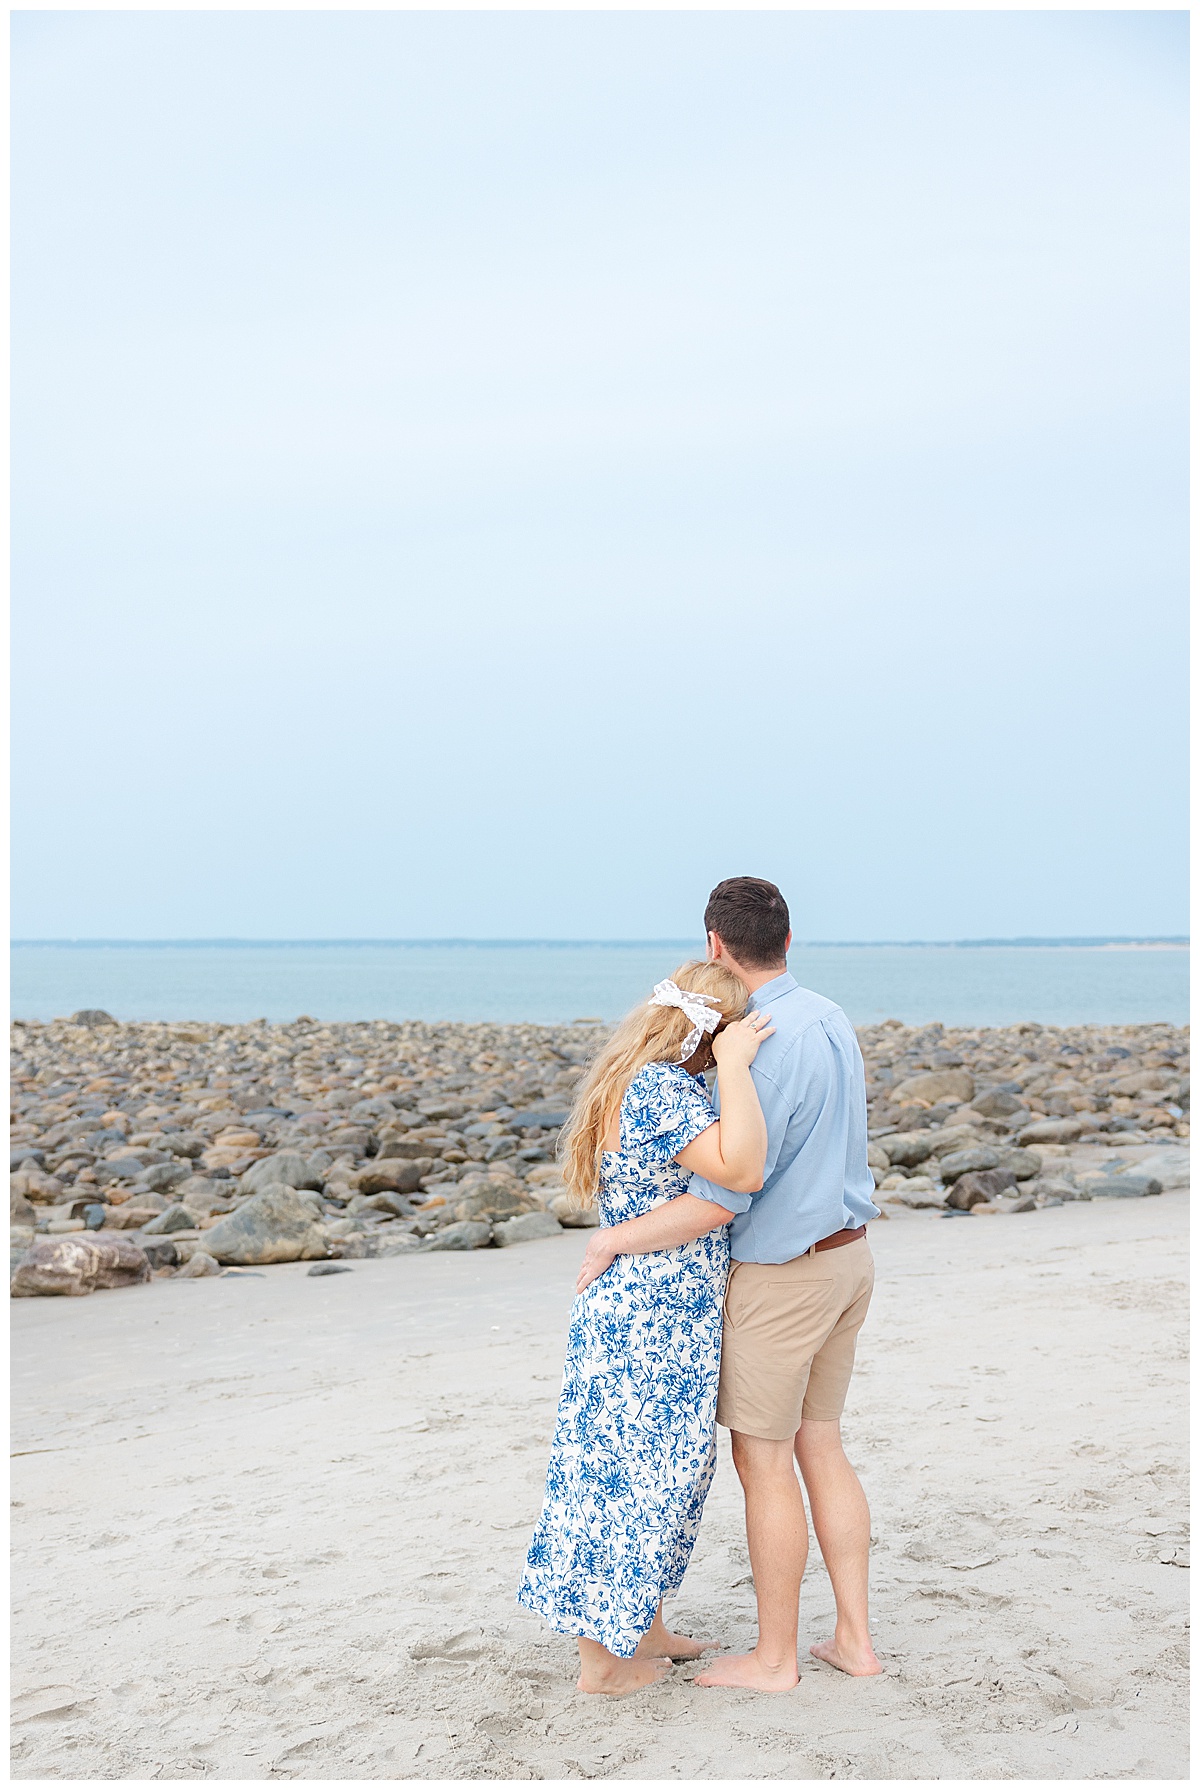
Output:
[
  {"xmin": 694, "ymin": 1649, "xmax": 799, "ymax": 1693},
  {"xmin": 576, "ymin": 1655, "xmax": 672, "ymax": 1696},
  {"xmin": 576, "ymin": 1636, "xmax": 672, "ymax": 1696},
  {"xmin": 635, "ymin": 1616, "xmax": 719, "ymax": 1661},
  {"xmin": 809, "ymin": 1636, "xmax": 883, "ymax": 1677}
]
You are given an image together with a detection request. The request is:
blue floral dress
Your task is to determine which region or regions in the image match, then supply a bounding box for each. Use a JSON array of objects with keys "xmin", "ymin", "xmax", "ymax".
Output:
[{"xmin": 517, "ymin": 1060, "xmax": 728, "ymax": 1657}]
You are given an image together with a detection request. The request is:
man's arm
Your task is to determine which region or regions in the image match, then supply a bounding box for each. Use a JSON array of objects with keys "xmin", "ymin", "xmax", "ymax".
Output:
[{"xmin": 575, "ymin": 1192, "xmax": 735, "ymax": 1293}]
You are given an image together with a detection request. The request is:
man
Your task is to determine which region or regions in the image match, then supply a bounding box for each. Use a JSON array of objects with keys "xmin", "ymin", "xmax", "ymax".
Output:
[{"xmin": 689, "ymin": 875, "xmax": 882, "ymax": 1693}]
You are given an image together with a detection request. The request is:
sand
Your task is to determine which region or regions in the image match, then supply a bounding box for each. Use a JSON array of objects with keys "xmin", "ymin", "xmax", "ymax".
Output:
[{"xmin": 11, "ymin": 1193, "xmax": 1189, "ymax": 1782}]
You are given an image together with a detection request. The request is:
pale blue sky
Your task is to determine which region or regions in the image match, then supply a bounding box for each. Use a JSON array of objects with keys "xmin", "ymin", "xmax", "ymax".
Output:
[{"xmin": 12, "ymin": 10, "xmax": 1188, "ymax": 941}]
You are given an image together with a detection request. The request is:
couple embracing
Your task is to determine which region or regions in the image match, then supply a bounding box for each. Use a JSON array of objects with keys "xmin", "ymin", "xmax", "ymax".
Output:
[{"xmin": 517, "ymin": 877, "xmax": 883, "ymax": 1695}]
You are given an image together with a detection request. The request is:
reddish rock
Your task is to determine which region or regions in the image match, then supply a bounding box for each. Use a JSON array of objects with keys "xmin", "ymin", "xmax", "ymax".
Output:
[{"xmin": 11, "ymin": 1234, "xmax": 151, "ymax": 1297}]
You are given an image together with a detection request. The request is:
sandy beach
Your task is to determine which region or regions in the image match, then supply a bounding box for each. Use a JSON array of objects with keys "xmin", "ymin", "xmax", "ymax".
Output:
[{"xmin": 11, "ymin": 1187, "xmax": 1188, "ymax": 1781}]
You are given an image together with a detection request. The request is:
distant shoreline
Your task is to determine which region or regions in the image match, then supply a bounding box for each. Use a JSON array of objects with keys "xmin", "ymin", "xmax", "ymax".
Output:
[{"xmin": 11, "ymin": 937, "xmax": 1191, "ymax": 951}]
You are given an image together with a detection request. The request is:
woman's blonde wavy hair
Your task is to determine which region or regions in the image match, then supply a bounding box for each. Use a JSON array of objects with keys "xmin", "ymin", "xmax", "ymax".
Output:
[{"xmin": 559, "ymin": 960, "xmax": 750, "ymax": 1208}]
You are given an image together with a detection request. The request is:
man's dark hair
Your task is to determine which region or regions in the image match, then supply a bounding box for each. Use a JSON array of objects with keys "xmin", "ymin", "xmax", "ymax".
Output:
[{"xmin": 704, "ymin": 877, "xmax": 791, "ymax": 969}]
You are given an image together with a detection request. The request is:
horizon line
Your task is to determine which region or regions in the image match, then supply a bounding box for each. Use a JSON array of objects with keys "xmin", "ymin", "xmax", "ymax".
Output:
[{"xmin": 9, "ymin": 935, "xmax": 1191, "ymax": 949}]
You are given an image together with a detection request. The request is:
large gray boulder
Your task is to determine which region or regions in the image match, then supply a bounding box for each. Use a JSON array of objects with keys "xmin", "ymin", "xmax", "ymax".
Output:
[
  {"xmin": 938, "ymin": 1144, "xmax": 1002, "ymax": 1184},
  {"xmin": 945, "ymin": 1168, "xmax": 1017, "ymax": 1210},
  {"xmin": 548, "ymin": 1191, "xmax": 599, "ymax": 1228},
  {"xmin": 422, "ymin": 1220, "xmax": 491, "ymax": 1251},
  {"xmin": 880, "ymin": 1131, "xmax": 935, "ymax": 1168},
  {"xmin": 11, "ymin": 1234, "xmax": 150, "ymax": 1297},
  {"xmin": 239, "ymin": 1151, "xmax": 324, "ymax": 1195},
  {"xmin": 494, "ymin": 1211, "xmax": 564, "ymax": 1247},
  {"xmin": 448, "ymin": 1180, "xmax": 538, "ymax": 1225},
  {"xmin": 201, "ymin": 1187, "xmax": 332, "ymax": 1265}
]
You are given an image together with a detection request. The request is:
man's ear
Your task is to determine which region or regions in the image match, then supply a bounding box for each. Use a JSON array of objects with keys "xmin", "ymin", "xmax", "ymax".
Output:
[
  {"xmin": 707, "ymin": 930, "xmax": 723, "ymax": 962},
  {"xmin": 784, "ymin": 929, "xmax": 793, "ymax": 955}
]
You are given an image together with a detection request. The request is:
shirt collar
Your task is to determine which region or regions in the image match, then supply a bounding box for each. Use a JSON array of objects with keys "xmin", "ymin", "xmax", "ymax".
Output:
[{"xmin": 749, "ymin": 971, "xmax": 797, "ymax": 1008}]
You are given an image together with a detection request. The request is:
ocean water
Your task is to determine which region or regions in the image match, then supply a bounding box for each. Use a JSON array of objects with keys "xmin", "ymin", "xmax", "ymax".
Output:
[{"xmin": 8, "ymin": 940, "xmax": 1190, "ymax": 1029}]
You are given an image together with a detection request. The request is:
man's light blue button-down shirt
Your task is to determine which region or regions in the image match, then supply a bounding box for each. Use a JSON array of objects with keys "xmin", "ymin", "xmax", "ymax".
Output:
[{"xmin": 689, "ymin": 971, "xmax": 879, "ymax": 1263}]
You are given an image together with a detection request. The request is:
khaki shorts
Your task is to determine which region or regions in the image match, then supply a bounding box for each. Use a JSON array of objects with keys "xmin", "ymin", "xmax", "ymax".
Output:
[{"xmin": 717, "ymin": 1237, "xmax": 874, "ymax": 1441}]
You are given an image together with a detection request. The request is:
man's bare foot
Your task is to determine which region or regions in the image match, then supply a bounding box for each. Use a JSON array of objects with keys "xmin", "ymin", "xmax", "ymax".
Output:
[
  {"xmin": 635, "ymin": 1618, "xmax": 719, "ymax": 1661},
  {"xmin": 576, "ymin": 1655, "xmax": 672, "ymax": 1696},
  {"xmin": 809, "ymin": 1636, "xmax": 883, "ymax": 1677},
  {"xmin": 694, "ymin": 1649, "xmax": 799, "ymax": 1693}
]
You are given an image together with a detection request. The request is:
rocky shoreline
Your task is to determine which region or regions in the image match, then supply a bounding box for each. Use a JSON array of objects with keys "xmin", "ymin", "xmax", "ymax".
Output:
[{"xmin": 9, "ymin": 1012, "xmax": 1189, "ymax": 1296}]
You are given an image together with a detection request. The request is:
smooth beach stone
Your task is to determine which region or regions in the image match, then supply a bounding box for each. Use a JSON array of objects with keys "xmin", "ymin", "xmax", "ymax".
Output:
[
  {"xmin": 373, "ymin": 1232, "xmax": 423, "ymax": 1256},
  {"xmin": 101, "ymin": 1202, "xmax": 164, "ymax": 1230},
  {"xmin": 447, "ymin": 1179, "xmax": 537, "ymax": 1223},
  {"xmin": 888, "ymin": 1069, "xmax": 974, "ymax": 1107},
  {"xmin": 138, "ymin": 1238, "xmax": 180, "ymax": 1269},
  {"xmin": 11, "ymin": 1168, "xmax": 66, "ymax": 1205},
  {"xmin": 325, "ymin": 1126, "xmax": 373, "ymax": 1152},
  {"xmin": 970, "ymin": 1086, "xmax": 1026, "ymax": 1117},
  {"xmin": 175, "ymin": 1250, "xmax": 222, "ymax": 1278},
  {"xmin": 161, "ymin": 1133, "xmax": 206, "ymax": 1159},
  {"xmin": 378, "ymin": 1137, "xmax": 444, "ymax": 1160},
  {"xmin": 10, "ymin": 1147, "xmax": 45, "ymax": 1172},
  {"xmin": 994, "ymin": 1146, "xmax": 1042, "ymax": 1179},
  {"xmin": 239, "ymin": 1150, "xmax": 324, "ymax": 1194},
  {"xmin": 134, "ymin": 1160, "xmax": 192, "ymax": 1194},
  {"xmin": 140, "ymin": 1203, "xmax": 200, "ymax": 1236},
  {"xmin": 880, "ymin": 1131, "xmax": 936, "ymax": 1168},
  {"xmin": 417, "ymin": 1101, "xmax": 469, "ymax": 1122},
  {"xmin": 951, "ymin": 1167, "xmax": 1019, "ymax": 1204},
  {"xmin": 509, "ymin": 1107, "xmax": 570, "ymax": 1131},
  {"xmin": 355, "ymin": 1159, "xmax": 426, "ymax": 1195},
  {"xmin": 1017, "ymin": 1118, "xmax": 1084, "ymax": 1145},
  {"xmin": 1090, "ymin": 1173, "xmax": 1163, "ymax": 1199},
  {"xmin": 68, "ymin": 1010, "xmax": 118, "ymax": 1028},
  {"xmin": 200, "ymin": 1186, "xmax": 332, "ymax": 1265},
  {"xmin": 11, "ymin": 1233, "xmax": 150, "ymax": 1297},
  {"xmin": 548, "ymin": 1192, "xmax": 599, "ymax": 1228},
  {"xmin": 91, "ymin": 1156, "xmax": 148, "ymax": 1185},
  {"xmin": 10, "ymin": 1186, "xmax": 37, "ymax": 1226},
  {"xmin": 307, "ymin": 1262, "xmax": 353, "ymax": 1276},
  {"xmin": 421, "ymin": 1219, "xmax": 492, "ymax": 1251},
  {"xmin": 1127, "ymin": 1148, "xmax": 1189, "ymax": 1189},
  {"xmin": 493, "ymin": 1211, "xmax": 564, "ymax": 1246},
  {"xmin": 938, "ymin": 1145, "xmax": 1002, "ymax": 1184}
]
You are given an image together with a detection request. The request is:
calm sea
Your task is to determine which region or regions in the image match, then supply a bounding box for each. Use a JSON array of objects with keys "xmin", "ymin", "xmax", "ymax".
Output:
[{"xmin": 8, "ymin": 940, "xmax": 1190, "ymax": 1029}]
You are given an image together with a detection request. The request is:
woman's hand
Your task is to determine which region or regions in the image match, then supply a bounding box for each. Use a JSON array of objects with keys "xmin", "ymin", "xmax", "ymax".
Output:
[
  {"xmin": 711, "ymin": 1009, "xmax": 775, "ymax": 1069},
  {"xmin": 575, "ymin": 1228, "xmax": 619, "ymax": 1294}
]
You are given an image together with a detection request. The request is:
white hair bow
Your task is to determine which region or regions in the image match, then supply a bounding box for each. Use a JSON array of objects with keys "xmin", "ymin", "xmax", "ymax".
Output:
[{"xmin": 648, "ymin": 979, "xmax": 723, "ymax": 1063}]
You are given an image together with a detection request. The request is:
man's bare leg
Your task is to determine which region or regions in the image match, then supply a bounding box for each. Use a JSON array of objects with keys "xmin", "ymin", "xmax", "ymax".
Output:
[
  {"xmin": 695, "ymin": 1432, "xmax": 804, "ymax": 1692},
  {"xmin": 576, "ymin": 1636, "xmax": 672, "ymax": 1695},
  {"xmin": 634, "ymin": 1601, "xmax": 719, "ymax": 1660},
  {"xmin": 795, "ymin": 1418, "xmax": 882, "ymax": 1676}
]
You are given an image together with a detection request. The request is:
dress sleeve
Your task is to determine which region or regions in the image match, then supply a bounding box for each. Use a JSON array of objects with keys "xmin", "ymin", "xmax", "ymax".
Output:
[{"xmin": 621, "ymin": 1063, "xmax": 717, "ymax": 1164}]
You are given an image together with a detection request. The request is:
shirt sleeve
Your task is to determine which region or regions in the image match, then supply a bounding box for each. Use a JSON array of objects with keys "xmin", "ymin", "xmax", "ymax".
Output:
[{"xmin": 623, "ymin": 1063, "xmax": 717, "ymax": 1164}]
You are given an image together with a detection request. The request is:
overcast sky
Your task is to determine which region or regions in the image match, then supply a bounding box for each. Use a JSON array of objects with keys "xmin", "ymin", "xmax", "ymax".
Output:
[{"xmin": 12, "ymin": 10, "xmax": 1188, "ymax": 941}]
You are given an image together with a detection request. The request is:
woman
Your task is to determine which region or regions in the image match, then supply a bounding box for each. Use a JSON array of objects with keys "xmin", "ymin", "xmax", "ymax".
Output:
[{"xmin": 516, "ymin": 960, "xmax": 774, "ymax": 1695}]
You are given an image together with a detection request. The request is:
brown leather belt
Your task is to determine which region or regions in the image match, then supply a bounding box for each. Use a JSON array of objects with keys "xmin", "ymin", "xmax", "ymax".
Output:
[{"xmin": 812, "ymin": 1224, "xmax": 868, "ymax": 1253}]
